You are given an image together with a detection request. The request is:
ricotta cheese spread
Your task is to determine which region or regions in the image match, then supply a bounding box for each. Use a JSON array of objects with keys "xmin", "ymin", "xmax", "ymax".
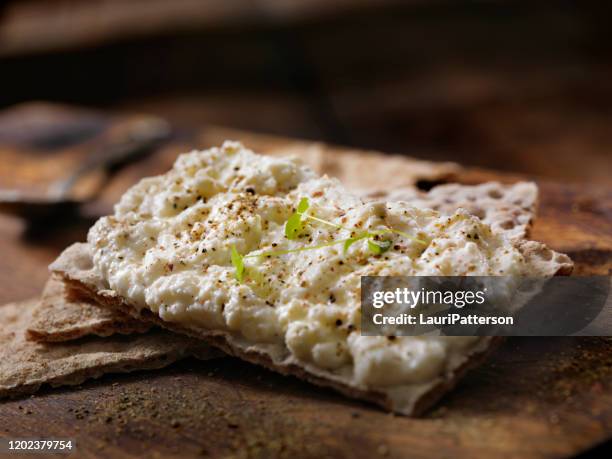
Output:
[{"xmin": 88, "ymin": 142, "xmax": 538, "ymax": 388}]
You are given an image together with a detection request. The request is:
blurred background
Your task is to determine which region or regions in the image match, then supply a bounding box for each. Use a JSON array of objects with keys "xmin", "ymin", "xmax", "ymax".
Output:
[{"xmin": 1, "ymin": 0, "xmax": 611, "ymax": 183}]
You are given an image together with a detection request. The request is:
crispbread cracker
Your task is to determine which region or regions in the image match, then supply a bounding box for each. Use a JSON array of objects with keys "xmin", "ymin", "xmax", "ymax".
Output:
[
  {"xmin": 362, "ymin": 182, "xmax": 538, "ymax": 240},
  {"xmin": 266, "ymin": 143, "xmax": 460, "ymax": 190},
  {"xmin": 61, "ymin": 282, "xmax": 507, "ymax": 416},
  {"xmin": 44, "ymin": 143, "xmax": 572, "ymax": 415},
  {"xmin": 0, "ymin": 297, "xmax": 218, "ymax": 399},
  {"xmin": 51, "ymin": 242, "xmax": 572, "ymax": 415},
  {"xmin": 27, "ymin": 275, "xmax": 150, "ymax": 342},
  {"xmin": 199, "ymin": 128, "xmax": 460, "ymax": 189}
]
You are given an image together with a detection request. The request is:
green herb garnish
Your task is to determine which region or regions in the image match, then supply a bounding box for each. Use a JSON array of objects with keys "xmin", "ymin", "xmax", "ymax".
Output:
[
  {"xmin": 297, "ymin": 197, "xmax": 310, "ymax": 213},
  {"xmin": 367, "ymin": 239, "xmax": 391, "ymax": 255},
  {"xmin": 343, "ymin": 237, "xmax": 359, "ymax": 254},
  {"xmin": 231, "ymin": 245, "xmax": 245, "ymax": 282},
  {"xmin": 232, "ymin": 197, "xmax": 427, "ymax": 283},
  {"xmin": 284, "ymin": 197, "xmax": 310, "ymax": 240}
]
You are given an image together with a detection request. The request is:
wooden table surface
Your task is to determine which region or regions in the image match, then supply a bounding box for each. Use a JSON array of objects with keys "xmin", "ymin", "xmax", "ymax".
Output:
[{"xmin": 0, "ymin": 103, "xmax": 611, "ymax": 459}]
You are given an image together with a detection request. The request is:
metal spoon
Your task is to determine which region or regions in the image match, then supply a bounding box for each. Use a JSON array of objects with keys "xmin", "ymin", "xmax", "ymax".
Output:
[{"xmin": 0, "ymin": 116, "xmax": 171, "ymax": 221}]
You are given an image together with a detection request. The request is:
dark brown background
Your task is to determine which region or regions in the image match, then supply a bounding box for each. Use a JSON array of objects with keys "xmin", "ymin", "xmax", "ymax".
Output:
[{"xmin": 2, "ymin": 0, "xmax": 612, "ymax": 184}]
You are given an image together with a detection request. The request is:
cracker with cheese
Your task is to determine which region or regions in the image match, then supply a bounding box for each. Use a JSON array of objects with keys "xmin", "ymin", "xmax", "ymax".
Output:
[
  {"xmin": 50, "ymin": 142, "xmax": 572, "ymax": 414},
  {"xmin": 35, "ymin": 181, "xmax": 538, "ymax": 344}
]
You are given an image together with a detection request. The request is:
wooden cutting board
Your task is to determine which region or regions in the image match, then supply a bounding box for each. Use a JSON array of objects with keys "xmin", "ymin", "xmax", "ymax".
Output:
[{"xmin": 0, "ymin": 103, "xmax": 610, "ymax": 459}]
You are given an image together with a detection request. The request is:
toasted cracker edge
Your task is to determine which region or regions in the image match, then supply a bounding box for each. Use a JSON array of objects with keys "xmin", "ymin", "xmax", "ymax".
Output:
[
  {"xmin": 27, "ymin": 275, "xmax": 151, "ymax": 343},
  {"xmin": 0, "ymin": 298, "xmax": 219, "ymax": 400},
  {"xmin": 52, "ymin": 243, "xmax": 529, "ymax": 415},
  {"xmin": 64, "ymin": 277, "xmax": 503, "ymax": 416}
]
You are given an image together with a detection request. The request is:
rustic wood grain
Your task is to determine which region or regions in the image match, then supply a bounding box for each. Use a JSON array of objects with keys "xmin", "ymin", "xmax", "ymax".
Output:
[{"xmin": 0, "ymin": 103, "xmax": 610, "ymax": 458}]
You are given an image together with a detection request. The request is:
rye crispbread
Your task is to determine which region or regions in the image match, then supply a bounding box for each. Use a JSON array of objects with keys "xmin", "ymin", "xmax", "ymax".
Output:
[
  {"xmin": 362, "ymin": 182, "xmax": 538, "ymax": 240},
  {"xmin": 27, "ymin": 275, "xmax": 150, "ymax": 342},
  {"xmin": 265, "ymin": 142, "xmax": 460, "ymax": 190},
  {"xmin": 51, "ymin": 240, "xmax": 571, "ymax": 415},
  {"xmin": 198, "ymin": 127, "xmax": 460, "ymax": 189},
  {"xmin": 0, "ymin": 295, "xmax": 218, "ymax": 399},
  {"xmin": 46, "ymin": 145, "xmax": 573, "ymax": 415}
]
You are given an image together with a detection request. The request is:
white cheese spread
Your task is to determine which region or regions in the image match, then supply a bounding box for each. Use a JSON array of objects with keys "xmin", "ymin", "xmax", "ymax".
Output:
[{"xmin": 88, "ymin": 142, "xmax": 533, "ymax": 388}]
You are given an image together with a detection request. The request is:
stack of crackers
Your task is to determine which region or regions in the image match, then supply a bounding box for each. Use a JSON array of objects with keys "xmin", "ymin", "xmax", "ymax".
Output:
[{"xmin": 0, "ymin": 145, "xmax": 571, "ymax": 414}]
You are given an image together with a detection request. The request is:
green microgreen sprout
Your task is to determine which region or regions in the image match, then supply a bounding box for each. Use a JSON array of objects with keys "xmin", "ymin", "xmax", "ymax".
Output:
[
  {"xmin": 342, "ymin": 233, "xmax": 368, "ymax": 254},
  {"xmin": 284, "ymin": 197, "xmax": 310, "ymax": 240},
  {"xmin": 231, "ymin": 197, "xmax": 427, "ymax": 282},
  {"xmin": 297, "ymin": 196, "xmax": 310, "ymax": 214},
  {"xmin": 230, "ymin": 245, "xmax": 245, "ymax": 283},
  {"xmin": 343, "ymin": 237, "xmax": 359, "ymax": 254},
  {"xmin": 367, "ymin": 238, "xmax": 392, "ymax": 255},
  {"xmin": 245, "ymin": 238, "xmax": 354, "ymax": 259}
]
